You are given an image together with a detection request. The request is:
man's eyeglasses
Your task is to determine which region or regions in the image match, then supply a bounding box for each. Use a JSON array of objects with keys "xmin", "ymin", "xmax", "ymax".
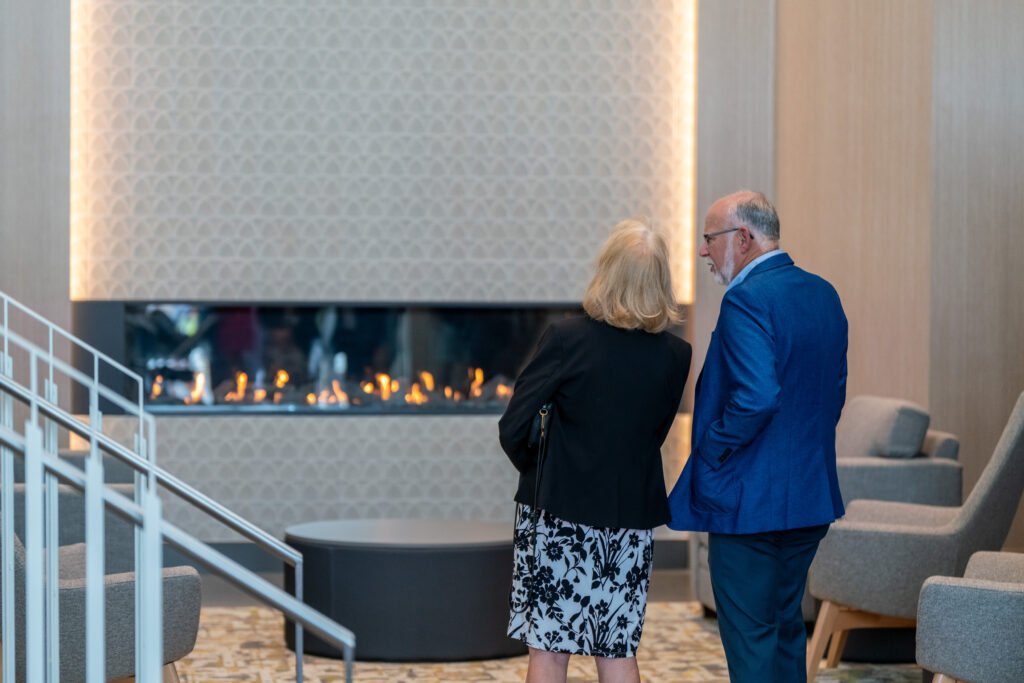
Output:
[{"xmin": 702, "ymin": 227, "xmax": 740, "ymax": 246}]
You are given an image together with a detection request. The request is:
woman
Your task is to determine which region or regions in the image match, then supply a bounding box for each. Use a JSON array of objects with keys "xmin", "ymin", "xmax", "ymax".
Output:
[{"xmin": 499, "ymin": 218, "xmax": 692, "ymax": 683}]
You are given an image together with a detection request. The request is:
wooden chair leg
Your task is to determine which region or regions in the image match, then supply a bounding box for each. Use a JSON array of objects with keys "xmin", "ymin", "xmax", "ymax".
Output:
[
  {"xmin": 807, "ymin": 599, "xmax": 840, "ymax": 680},
  {"xmin": 163, "ymin": 662, "xmax": 181, "ymax": 683},
  {"xmin": 824, "ymin": 628, "xmax": 848, "ymax": 668},
  {"xmin": 807, "ymin": 600, "xmax": 917, "ymax": 679},
  {"xmin": 933, "ymin": 675, "xmax": 959, "ymax": 683}
]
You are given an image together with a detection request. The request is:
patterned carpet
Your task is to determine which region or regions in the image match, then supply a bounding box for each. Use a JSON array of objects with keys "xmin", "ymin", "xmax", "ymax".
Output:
[{"xmin": 177, "ymin": 602, "xmax": 922, "ymax": 682}]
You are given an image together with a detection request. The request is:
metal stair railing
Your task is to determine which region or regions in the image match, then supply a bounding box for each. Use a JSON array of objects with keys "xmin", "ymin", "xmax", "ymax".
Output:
[{"xmin": 0, "ymin": 291, "xmax": 354, "ymax": 682}]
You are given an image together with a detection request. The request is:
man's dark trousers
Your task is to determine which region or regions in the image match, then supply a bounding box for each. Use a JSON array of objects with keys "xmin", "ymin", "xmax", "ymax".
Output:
[{"xmin": 708, "ymin": 524, "xmax": 830, "ymax": 682}]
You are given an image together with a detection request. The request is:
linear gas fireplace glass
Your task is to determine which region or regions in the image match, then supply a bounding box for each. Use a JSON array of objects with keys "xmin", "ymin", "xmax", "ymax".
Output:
[{"xmin": 125, "ymin": 304, "xmax": 580, "ymax": 414}]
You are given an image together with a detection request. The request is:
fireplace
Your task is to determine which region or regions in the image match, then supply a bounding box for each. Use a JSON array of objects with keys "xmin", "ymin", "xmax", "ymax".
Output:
[{"xmin": 74, "ymin": 302, "xmax": 589, "ymax": 414}]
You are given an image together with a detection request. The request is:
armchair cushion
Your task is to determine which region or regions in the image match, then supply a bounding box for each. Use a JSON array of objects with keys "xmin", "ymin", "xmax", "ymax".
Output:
[
  {"xmin": 836, "ymin": 396, "xmax": 930, "ymax": 458},
  {"xmin": 808, "ymin": 500, "xmax": 962, "ymax": 618}
]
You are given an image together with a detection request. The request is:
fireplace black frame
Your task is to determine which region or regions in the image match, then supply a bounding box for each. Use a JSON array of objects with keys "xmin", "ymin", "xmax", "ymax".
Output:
[{"xmin": 73, "ymin": 301, "xmax": 645, "ymax": 416}]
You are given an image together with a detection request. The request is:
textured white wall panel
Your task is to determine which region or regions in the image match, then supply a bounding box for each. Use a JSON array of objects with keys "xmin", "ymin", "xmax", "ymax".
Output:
[
  {"xmin": 72, "ymin": 0, "xmax": 695, "ymax": 302},
  {"xmin": 105, "ymin": 413, "xmax": 689, "ymax": 541}
]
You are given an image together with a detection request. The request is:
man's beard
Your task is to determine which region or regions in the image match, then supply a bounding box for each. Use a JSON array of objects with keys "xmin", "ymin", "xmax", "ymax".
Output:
[{"xmin": 710, "ymin": 248, "xmax": 736, "ymax": 286}]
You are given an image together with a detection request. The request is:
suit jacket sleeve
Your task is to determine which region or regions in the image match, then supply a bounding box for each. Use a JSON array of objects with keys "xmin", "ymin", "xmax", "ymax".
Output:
[
  {"xmin": 837, "ymin": 334, "xmax": 848, "ymax": 423},
  {"xmin": 695, "ymin": 289, "xmax": 781, "ymax": 469},
  {"xmin": 498, "ymin": 324, "xmax": 563, "ymax": 472}
]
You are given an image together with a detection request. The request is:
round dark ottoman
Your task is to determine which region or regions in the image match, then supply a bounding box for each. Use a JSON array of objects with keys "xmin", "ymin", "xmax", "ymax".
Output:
[{"xmin": 284, "ymin": 518, "xmax": 526, "ymax": 661}]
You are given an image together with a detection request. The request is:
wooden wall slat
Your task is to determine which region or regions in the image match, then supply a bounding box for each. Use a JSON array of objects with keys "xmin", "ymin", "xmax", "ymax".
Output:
[
  {"xmin": 691, "ymin": 0, "xmax": 776, "ymax": 411},
  {"xmin": 931, "ymin": 0, "xmax": 1024, "ymax": 550},
  {"xmin": 0, "ymin": 0, "xmax": 70, "ymax": 329},
  {"xmin": 775, "ymin": 0, "xmax": 934, "ymax": 406}
]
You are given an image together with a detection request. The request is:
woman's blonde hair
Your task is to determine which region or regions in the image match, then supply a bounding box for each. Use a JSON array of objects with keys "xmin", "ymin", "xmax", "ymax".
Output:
[{"xmin": 582, "ymin": 218, "xmax": 681, "ymax": 333}]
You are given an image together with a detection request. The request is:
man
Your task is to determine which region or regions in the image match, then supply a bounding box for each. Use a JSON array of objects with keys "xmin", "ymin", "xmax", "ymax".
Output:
[{"xmin": 668, "ymin": 191, "xmax": 847, "ymax": 682}]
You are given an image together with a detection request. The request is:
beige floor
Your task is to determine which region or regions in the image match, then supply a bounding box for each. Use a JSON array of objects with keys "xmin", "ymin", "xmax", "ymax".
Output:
[{"xmin": 180, "ymin": 570, "xmax": 922, "ymax": 682}]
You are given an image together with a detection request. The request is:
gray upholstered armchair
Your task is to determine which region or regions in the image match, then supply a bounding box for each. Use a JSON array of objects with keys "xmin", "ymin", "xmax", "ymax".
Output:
[
  {"xmin": 6, "ymin": 484, "xmax": 202, "ymax": 682},
  {"xmin": 916, "ymin": 551, "xmax": 1024, "ymax": 683},
  {"xmin": 688, "ymin": 395, "xmax": 962, "ymax": 620},
  {"xmin": 806, "ymin": 391, "xmax": 1024, "ymax": 679},
  {"xmin": 835, "ymin": 396, "xmax": 962, "ymax": 506}
]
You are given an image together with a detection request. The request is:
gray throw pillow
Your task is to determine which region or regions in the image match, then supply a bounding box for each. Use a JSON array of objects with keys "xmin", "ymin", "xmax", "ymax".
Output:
[{"xmin": 836, "ymin": 395, "xmax": 930, "ymax": 458}]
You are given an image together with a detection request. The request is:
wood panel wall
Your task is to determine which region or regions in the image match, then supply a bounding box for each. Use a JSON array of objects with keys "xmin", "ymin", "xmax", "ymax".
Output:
[
  {"xmin": 771, "ymin": 0, "xmax": 1023, "ymax": 549},
  {"xmin": 930, "ymin": 0, "xmax": 1024, "ymax": 549},
  {"xmin": 775, "ymin": 0, "xmax": 934, "ymax": 407},
  {"xmin": 0, "ymin": 0, "xmax": 70, "ymax": 329}
]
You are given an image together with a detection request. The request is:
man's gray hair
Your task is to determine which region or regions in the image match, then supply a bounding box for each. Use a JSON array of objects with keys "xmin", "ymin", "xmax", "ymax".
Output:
[{"xmin": 734, "ymin": 192, "xmax": 780, "ymax": 241}]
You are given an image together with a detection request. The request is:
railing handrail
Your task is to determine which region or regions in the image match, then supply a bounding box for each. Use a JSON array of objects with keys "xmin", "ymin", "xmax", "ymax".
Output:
[
  {"xmin": 0, "ymin": 291, "xmax": 351, "ymax": 680},
  {"xmin": 0, "ymin": 292, "xmax": 144, "ymax": 391},
  {"xmin": 0, "ymin": 367, "xmax": 302, "ymax": 566},
  {"xmin": 0, "ymin": 418, "xmax": 355, "ymax": 677},
  {"xmin": 0, "ymin": 325, "xmax": 149, "ymax": 423},
  {"xmin": 0, "ymin": 292, "xmax": 302, "ymax": 564}
]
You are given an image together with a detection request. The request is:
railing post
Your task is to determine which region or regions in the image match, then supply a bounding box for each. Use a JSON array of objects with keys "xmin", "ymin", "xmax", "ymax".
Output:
[
  {"xmin": 24, "ymin": 419, "xmax": 45, "ymax": 683},
  {"xmin": 139, "ymin": 483, "xmax": 163, "ymax": 682},
  {"xmin": 85, "ymin": 372, "xmax": 106, "ymax": 683},
  {"xmin": 1, "ymin": 347, "xmax": 16, "ymax": 683},
  {"xmin": 295, "ymin": 558, "xmax": 304, "ymax": 683},
  {"xmin": 133, "ymin": 436, "xmax": 146, "ymax": 676},
  {"xmin": 43, "ymin": 377, "xmax": 60, "ymax": 680},
  {"xmin": 44, "ymin": 464, "xmax": 60, "ymax": 680}
]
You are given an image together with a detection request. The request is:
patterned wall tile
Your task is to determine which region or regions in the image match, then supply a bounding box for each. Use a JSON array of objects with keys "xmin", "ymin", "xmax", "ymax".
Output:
[
  {"xmin": 71, "ymin": 0, "xmax": 695, "ymax": 302},
  {"xmin": 105, "ymin": 413, "xmax": 690, "ymax": 541}
]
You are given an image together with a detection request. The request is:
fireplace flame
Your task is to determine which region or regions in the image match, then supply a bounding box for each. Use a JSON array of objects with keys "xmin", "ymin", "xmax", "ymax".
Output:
[
  {"xmin": 444, "ymin": 386, "xmax": 453, "ymax": 399},
  {"xmin": 470, "ymin": 367, "xmax": 484, "ymax": 398},
  {"xmin": 306, "ymin": 392, "xmax": 316, "ymax": 405},
  {"xmin": 419, "ymin": 371, "xmax": 435, "ymax": 392},
  {"xmin": 184, "ymin": 372, "xmax": 206, "ymax": 405},
  {"xmin": 362, "ymin": 382, "xmax": 374, "ymax": 394},
  {"xmin": 496, "ymin": 383, "xmax": 512, "ymax": 398},
  {"xmin": 253, "ymin": 388, "xmax": 267, "ymax": 402},
  {"xmin": 274, "ymin": 370, "xmax": 289, "ymax": 389},
  {"xmin": 150, "ymin": 374, "xmax": 164, "ymax": 399},
  {"xmin": 331, "ymin": 379, "xmax": 349, "ymax": 404},
  {"xmin": 376, "ymin": 373, "xmax": 392, "ymax": 401},
  {"xmin": 405, "ymin": 382, "xmax": 428, "ymax": 405},
  {"xmin": 224, "ymin": 372, "xmax": 248, "ymax": 402}
]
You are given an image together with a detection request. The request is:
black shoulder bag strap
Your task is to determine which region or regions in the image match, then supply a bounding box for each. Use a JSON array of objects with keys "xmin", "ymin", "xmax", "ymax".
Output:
[{"xmin": 530, "ymin": 403, "xmax": 552, "ymax": 563}]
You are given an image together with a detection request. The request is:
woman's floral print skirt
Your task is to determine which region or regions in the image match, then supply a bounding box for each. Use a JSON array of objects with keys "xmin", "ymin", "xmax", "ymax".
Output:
[{"xmin": 507, "ymin": 502, "xmax": 654, "ymax": 658}]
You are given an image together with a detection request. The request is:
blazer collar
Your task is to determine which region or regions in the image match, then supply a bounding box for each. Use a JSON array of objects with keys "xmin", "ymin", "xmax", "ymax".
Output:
[{"xmin": 741, "ymin": 251, "xmax": 793, "ymax": 282}]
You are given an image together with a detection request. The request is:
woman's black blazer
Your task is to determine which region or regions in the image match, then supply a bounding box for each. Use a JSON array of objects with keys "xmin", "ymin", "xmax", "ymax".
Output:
[{"xmin": 499, "ymin": 315, "xmax": 691, "ymax": 530}]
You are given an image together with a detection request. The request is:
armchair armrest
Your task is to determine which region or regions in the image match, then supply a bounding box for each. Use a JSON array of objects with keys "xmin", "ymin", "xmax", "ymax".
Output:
[
  {"xmin": 917, "ymin": 574, "xmax": 1024, "ymax": 682},
  {"xmin": 837, "ymin": 457, "xmax": 962, "ymax": 506},
  {"xmin": 920, "ymin": 429, "xmax": 959, "ymax": 460},
  {"xmin": 964, "ymin": 550, "xmax": 1024, "ymax": 582}
]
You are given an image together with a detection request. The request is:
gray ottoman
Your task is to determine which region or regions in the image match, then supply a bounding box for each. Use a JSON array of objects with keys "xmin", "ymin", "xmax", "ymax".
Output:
[{"xmin": 284, "ymin": 518, "xmax": 526, "ymax": 661}]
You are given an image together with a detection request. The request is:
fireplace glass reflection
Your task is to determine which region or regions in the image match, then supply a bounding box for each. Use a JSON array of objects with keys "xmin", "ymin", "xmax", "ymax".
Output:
[{"xmin": 125, "ymin": 304, "xmax": 579, "ymax": 414}]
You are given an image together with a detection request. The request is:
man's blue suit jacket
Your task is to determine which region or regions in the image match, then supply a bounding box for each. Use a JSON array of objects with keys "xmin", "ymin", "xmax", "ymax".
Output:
[{"xmin": 668, "ymin": 253, "xmax": 848, "ymax": 534}]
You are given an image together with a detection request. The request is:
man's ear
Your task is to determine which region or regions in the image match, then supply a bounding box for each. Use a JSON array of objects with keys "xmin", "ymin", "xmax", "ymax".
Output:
[{"xmin": 738, "ymin": 227, "xmax": 753, "ymax": 253}]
